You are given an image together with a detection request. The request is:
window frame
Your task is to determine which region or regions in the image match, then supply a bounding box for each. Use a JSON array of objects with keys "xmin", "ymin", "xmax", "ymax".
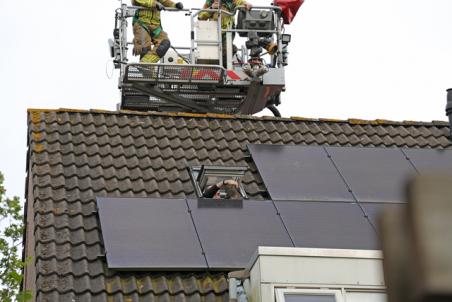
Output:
[
  {"xmin": 188, "ymin": 165, "xmax": 248, "ymax": 198},
  {"xmin": 343, "ymin": 290, "xmax": 387, "ymax": 302},
  {"xmin": 275, "ymin": 288, "xmax": 344, "ymax": 302}
]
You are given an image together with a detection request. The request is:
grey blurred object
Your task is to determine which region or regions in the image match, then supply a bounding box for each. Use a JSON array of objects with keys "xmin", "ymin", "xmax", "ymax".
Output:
[
  {"xmin": 381, "ymin": 174, "xmax": 452, "ymax": 302},
  {"xmin": 446, "ymin": 89, "xmax": 452, "ymax": 137}
]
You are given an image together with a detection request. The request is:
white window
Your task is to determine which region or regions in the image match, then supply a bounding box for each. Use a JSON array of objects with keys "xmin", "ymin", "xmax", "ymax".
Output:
[
  {"xmin": 275, "ymin": 288, "xmax": 387, "ymax": 302},
  {"xmin": 275, "ymin": 289, "xmax": 343, "ymax": 302},
  {"xmin": 344, "ymin": 291, "xmax": 387, "ymax": 302}
]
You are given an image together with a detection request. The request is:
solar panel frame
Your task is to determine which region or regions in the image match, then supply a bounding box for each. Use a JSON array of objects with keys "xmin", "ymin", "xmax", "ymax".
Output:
[
  {"xmin": 403, "ymin": 148, "xmax": 452, "ymax": 174},
  {"xmin": 326, "ymin": 146, "xmax": 417, "ymax": 203},
  {"xmin": 360, "ymin": 202, "xmax": 406, "ymax": 234},
  {"xmin": 187, "ymin": 199, "xmax": 294, "ymax": 269},
  {"xmin": 274, "ymin": 200, "xmax": 380, "ymax": 250},
  {"xmin": 97, "ymin": 197, "xmax": 207, "ymax": 270},
  {"xmin": 247, "ymin": 144, "xmax": 354, "ymax": 202}
]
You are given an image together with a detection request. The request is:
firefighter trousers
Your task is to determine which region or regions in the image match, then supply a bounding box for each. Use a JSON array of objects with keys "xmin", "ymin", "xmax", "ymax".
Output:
[{"xmin": 133, "ymin": 22, "xmax": 171, "ymax": 63}]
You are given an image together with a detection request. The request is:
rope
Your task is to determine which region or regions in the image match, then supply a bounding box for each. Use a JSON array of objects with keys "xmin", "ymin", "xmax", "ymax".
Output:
[{"xmin": 105, "ymin": 60, "xmax": 115, "ymax": 79}]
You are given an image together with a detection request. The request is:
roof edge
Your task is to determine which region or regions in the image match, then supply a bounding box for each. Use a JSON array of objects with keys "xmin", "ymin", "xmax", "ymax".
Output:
[{"xmin": 26, "ymin": 108, "xmax": 450, "ymax": 127}]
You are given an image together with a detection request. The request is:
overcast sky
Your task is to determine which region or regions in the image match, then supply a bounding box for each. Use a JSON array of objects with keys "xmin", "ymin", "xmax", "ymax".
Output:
[{"xmin": 1, "ymin": 0, "xmax": 452, "ymax": 198}]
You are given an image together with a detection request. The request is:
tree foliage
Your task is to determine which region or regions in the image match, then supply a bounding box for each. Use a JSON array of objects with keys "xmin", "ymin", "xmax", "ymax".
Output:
[{"xmin": 0, "ymin": 172, "xmax": 31, "ymax": 302}]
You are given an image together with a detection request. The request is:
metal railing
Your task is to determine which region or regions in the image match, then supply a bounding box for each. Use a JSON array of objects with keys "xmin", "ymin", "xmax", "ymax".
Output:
[
  {"xmin": 113, "ymin": 1, "xmax": 284, "ymax": 71},
  {"xmin": 125, "ymin": 63, "xmax": 225, "ymax": 84}
]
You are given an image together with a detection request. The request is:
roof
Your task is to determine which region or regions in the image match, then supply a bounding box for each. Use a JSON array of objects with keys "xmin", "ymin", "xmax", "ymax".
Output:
[{"xmin": 25, "ymin": 109, "xmax": 451, "ymax": 302}]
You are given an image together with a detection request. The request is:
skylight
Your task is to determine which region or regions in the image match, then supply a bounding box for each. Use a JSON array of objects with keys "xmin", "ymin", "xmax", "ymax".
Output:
[{"xmin": 189, "ymin": 165, "xmax": 248, "ymax": 199}]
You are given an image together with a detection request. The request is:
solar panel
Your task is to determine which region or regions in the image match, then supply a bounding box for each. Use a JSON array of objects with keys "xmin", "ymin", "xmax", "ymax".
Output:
[
  {"xmin": 187, "ymin": 199, "xmax": 293, "ymax": 269},
  {"xmin": 275, "ymin": 200, "xmax": 379, "ymax": 250},
  {"xmin": 360, "ymin": 202, "xmax": 406, "ymax": 233},
  {"xmin": 248, "ymin": 144, "xmax": 353, "ymax": 202},
  {"xmin": 403, "ymin": 148, "xmax": 452, "ymax": 173},
  {"xmin": 97, "ymin": 197, "xmax": 207, "ymax": 270},
  {"xmin": 326, "ymin": 147, "xmax": 417, "ymax": 203}
]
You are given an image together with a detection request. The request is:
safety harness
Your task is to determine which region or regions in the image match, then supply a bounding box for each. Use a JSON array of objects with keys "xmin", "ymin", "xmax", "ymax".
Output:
[
  {"xmin": 131, "ymin": 0, "xmax": 163, "ymax": 38},
  {"xmin": 133, "ymin": 14, "xmax": 163, "ymax": 38}
]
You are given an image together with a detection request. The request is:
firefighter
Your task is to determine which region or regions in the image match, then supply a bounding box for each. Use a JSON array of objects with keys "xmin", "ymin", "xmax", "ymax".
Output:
[
  {"xmin": 198, "ymin": 0, "xmax": 252, "ymax": 30},
  {"xmin": 198, "ymin": 0, "xmax": 251, "ymax": 65},
  {"xmin": 132, "ymin": 0, "xmax": 184, "ymax": 63},
  {"xmin": 198, "ymin": 0, "xmax": 277, "ymax": 65},
  {"xmin": 203, "ymin": 179, "xmax": 242, "ymax": 199}
]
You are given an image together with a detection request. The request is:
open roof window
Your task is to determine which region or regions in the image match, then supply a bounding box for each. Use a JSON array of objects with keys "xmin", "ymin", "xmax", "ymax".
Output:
[{"xmin": 189, "ymin": 165, "xmax": 248, "ymax": 199}]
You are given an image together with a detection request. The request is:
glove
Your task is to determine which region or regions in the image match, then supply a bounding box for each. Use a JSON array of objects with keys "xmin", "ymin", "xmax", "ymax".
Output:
[
  {"xmin": 211, "ymin": 1, "xmax": 219, "ymax": 9},
  {"xmin": 175, "ymin": 2, "xmax": 184, "ymax": 9},
  {"xmin": 244, "ymin": 2, "xmax": 252, "ymax": 10}
]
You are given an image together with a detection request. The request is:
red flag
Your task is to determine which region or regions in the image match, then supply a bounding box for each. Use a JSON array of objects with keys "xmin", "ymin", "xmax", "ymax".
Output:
[{"xmin": 274, "ymin": 0, "xmax": 304, "ymax": 24}]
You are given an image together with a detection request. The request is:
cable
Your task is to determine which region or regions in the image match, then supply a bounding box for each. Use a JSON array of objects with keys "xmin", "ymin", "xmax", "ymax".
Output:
[
  {"xmin": 170, "ymin": 46, "xmax": 191, "ymax": 64},
  {"xmin": 105, "ymin": 60, "xmax": 115, "ymax": 79}
]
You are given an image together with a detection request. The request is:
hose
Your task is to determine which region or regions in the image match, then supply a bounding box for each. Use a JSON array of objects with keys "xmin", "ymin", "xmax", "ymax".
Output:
[{"xmin": 267, "ymin": 105, "xmax": 281, "ymax": 117}]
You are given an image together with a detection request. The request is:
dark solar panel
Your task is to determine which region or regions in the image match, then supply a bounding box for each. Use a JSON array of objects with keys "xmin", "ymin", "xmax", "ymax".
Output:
[
  {"xmin": 326, "ymin": 147, "xmax": 417, "ymax": 203},
  {"xmin": 97, "ymin": 197, "xmax": 207, "ymax": 270},
  {"xmin": 361, "ymin": 202, "xmax": 406, "ymax": 233},
  {"xmin": 275, "ymin": 200, "xmax": 379, "ymax": 250},
  {"xmin": 187, "ymin": 199, "xmax": 293, "ymax": 269},
  {"xmin": 248, "ymin": 144, "xmax": 353, "ymax": 201},
  {"xmin": 403, "ymin": 148, "xmax": 452, "ymax": 173}
]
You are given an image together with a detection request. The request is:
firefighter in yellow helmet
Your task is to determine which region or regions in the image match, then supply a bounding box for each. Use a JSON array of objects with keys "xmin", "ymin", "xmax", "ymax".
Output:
[
  {"xmin": 198, "ymin": 0, "xmax": 251, "ymax": 65},
  {"xmin": 132, "ymin": 0, "xmax": 184, "ymax": 63},
  {"xmin": 198, "ymin": 0, "xmax": 277, "ymax": 65},
  {"xmin": 198, "ymin": 0, "xmax": 252, "ymax": 30}
]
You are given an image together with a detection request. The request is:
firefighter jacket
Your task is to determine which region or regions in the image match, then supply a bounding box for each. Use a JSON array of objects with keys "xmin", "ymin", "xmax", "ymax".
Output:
[
  {"xmin": 133, "ymin": 0, "xmax": 177, "ymax": 25},
  {"xmin": 198, "ymin": 0, "xmax": 247, "ymax": 29}
]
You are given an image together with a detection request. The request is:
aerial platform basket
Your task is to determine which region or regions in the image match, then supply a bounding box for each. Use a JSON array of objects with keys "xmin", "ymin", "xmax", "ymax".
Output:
[
  {"xmin": 121, "ymin": 63, "xmax": 247, "ymax": 113},
  {"xmin": 110, "ymin": 2, "xmax": 300, "ymax": 116}
]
